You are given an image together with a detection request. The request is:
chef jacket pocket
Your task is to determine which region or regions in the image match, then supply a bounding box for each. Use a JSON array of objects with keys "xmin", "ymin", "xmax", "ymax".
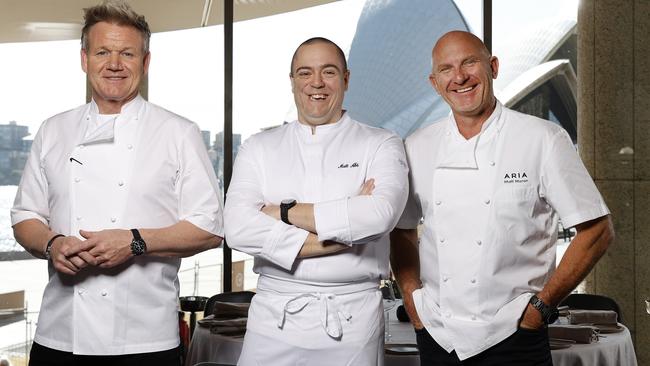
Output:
[{"xmin": 493, "ymin": 185, "xmax": 538, "ymax": 244}]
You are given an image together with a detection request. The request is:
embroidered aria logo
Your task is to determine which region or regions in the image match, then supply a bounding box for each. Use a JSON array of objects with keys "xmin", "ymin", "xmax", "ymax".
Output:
[
  {"xmin": 503, "ymin": 172, "xmax": 528, "ymax": 184},
  {"xmin": 338, "ymin": 162, "xmax": 359, "ymax": 168}
]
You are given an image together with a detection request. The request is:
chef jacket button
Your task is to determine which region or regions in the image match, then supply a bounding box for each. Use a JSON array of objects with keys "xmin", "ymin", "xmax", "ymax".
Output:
[
  {"xmin": 489, "ymin": 161, "xmax": 495, "ymax": 166},
  {"xmin": 101, "ymin": 290, "xmax": 108, "ymax": 297},
  {"xmin": 476, "ymin": 240, "xmax": 482, "ymax": 246},
  {"xmin": 74, "ymin": 177, "xmax": 81, "ymax": 183},
  {"xmin": 77, "ymin": 290, "xmax": 84, "ymax": 295},
  {"xmin": 439, "ymin": 237, "xmax": 445, "ymax": 243},
  {"xmin": 435, "ymin": 200, "xmax": 442, "ymax": 205},
  {"xmin": 85, "ymin": 116, "xmax": 90, "ymax": 121},
  {"xmin": 118, "ymin": 181, "xmax": 124, "ymax": 187},
  {"xmin": 471, "ymin": 315, "xmax": 477, "ymax": 321},
  {"xmin": 471, "ymin": 278, "xmax": 477, "ymax": 284},
  {"xmin": 110, "ymin": 217, "xmax": 117, "ymax": 223},
  {"xmin": 127, "ymin": 144, "xmax": 133, "ymax": 150},
  {"xmin": 442, "ymin": 276, "xmax": 449, "ymax": 282},
  {"xmin": 484, "ymin": 198, "xmax": 491, "ymax": 205},
  {"xmin": 76, "ymin": 216, "xmax": 82, "ymax": 221}
]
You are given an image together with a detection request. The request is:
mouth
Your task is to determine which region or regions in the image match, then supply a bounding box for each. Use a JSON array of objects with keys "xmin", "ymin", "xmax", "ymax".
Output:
[
  {"xmin": 103, "ymin": 75, "xmax": 128, "ymax": 81},
  {"xmin": 453, "ymin": 85, "xmax": 477, "ymax": 94},
  {"xmin": 309, "ymin": 93, "xmax": 328, "ymax": 101}
]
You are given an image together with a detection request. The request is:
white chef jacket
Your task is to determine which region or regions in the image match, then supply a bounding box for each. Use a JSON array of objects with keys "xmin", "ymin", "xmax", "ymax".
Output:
[
  {"xmin": 11, "ymin": 95, "xmax": 224, "ymax": 355},
  {"xmin": 397, "ymin": 101, "xmax": 609, "ymax": 360},
  {"xmin": 224, "ymin": 113, "xmax": 408, "ymax": 355}
]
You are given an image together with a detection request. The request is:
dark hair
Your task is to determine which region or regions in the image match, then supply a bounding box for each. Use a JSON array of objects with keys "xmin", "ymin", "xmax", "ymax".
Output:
[
  {"xmin": 81, "ymin": 0, "xmax": 151, "ymax": 53},
  {"xmin": 290, "ymin": 37, "xmax": 348, "ymax": 75}
]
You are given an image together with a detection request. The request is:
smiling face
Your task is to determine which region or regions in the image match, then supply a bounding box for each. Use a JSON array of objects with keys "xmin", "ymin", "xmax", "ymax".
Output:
[
  {"xmin": 290, "ymin": 41, "xmax": 349, "ymax": 129},
  {"xmin": 429, "ymin": 31, "xmax": 498, "ymax": 125},
  {"xmin": 81, "ymin": 21, "xmax": 150, "ymax": 114}
]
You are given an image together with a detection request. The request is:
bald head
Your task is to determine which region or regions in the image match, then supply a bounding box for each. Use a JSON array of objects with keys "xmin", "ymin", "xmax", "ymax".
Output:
[
  {"xmin": 428, "ymin": 30, "xmax": 499, "ymax": 127},
  {"xmin": 432, "ymin": 31, "xmax": 491, "ymax": 69}
]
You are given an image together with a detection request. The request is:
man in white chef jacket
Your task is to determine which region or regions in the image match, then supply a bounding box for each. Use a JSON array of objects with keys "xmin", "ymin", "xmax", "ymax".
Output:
[
  {"xmin": 390, "ymin": 31, "xmax": 614, "ymax": 365},
  {"xmin": 225, "ymin": 37, "xmax": 409, "ymax": 365},
  {"xmin": 11, "ymin": 1, "xmax": 223, "ymax": 365}
]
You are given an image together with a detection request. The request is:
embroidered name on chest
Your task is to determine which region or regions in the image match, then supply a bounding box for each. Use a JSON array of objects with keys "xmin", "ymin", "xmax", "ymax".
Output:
[
  {"xmin": 503, "ymin": 172, "xmax": 528, "ymax": 183},
  {"xmin": 338, "ymin": 162, "xmax": 359, "ymax": 168}
]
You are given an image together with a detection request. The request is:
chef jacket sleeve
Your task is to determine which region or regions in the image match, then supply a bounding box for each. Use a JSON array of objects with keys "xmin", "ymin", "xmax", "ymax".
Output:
[
  {"xmin": 540, "ymin": 129, "xmax": 610, "ymax": 228},
  {"xmin": 176, "ymin": 123, "xmax": 225, "ymax": 237},
  {"xmin": 313, "ymin": 134, "xmax": 409, "ymax": 245},
  {"xmin": 11, "ymin": 122, "xmax": 50, "ymax": 227},
  {"xmin": 224, "ymin": 138, "xmax": 308, "ymax": 270}
]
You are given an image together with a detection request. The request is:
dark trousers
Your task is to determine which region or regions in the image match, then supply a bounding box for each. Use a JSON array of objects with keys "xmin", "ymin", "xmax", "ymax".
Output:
[
  {"xmin": 29, "ymin": 342, "xmax": 181, "ymax": 366},
  {"xmin": 415, "ymin": 327, "xmax": 553, "ymax": 366}
]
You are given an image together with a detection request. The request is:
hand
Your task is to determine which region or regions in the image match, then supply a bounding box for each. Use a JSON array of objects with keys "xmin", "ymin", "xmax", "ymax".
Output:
[
  {"xmin": 401, "ymin": 285, "xmax": 424, "ymax": 329},
  {"xmin": 359, "ymin": 178, "xmax": 375, "ymax": 195},
  {"xmin": 50, "ymin": 235, "xmax": 95, "ymax": 275},
  {"xmin": 66, "ymin": 229, "xmax": 133, "ymax": 269},
  {"xmin": 261, "ymin": 204, "xmax": 280, "ymax": 220},
  {"xmin": 519, "ymin": 304, "xmax": 544, "ymax": 330}
]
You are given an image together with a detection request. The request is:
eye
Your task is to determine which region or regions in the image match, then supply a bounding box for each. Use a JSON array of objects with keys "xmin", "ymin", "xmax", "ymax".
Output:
[
  {"xmin": 96, "ymin": 50, "xmax": 109, "ymax": 56},
  {"xmin": 297, "ymin": 71, "xmax": 311, "ymax": 78},
  {"xmin": 122, "ymin": 52, "xmax": 134, "ymax": 57},
  {"xmin": 323, "ymin": 69, "xmax": 337, "ymax": 78}
]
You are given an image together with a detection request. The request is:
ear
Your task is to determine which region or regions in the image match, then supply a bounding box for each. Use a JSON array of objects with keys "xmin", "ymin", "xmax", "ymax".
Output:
[
  {"xmin": 490, "ymin": 56, "xmax": 499, "ymax": 79},
  {"xmin": 81, "ymin": 49, "xmax": 88, "ymax": 74},
  {"xmin": 429, "ymin": 73, "xmax": 441, "ymax": 95},
  {"xmin": 343, "ymin": 70, "xmax": 350, "ymax": 91},
  {"xmin": 143, "ymin": 52, "xmax": 151, "ymax": 76},
  {"xmin": 289, "ymin": 73, "xmax": 296, "ymax": 93}
]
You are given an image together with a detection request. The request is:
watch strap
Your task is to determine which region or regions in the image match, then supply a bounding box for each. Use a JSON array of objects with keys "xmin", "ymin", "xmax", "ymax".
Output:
[
  {"xmin": 45, "ymin": 234, "xmax": 65, "ymax": 260},
  {"xmin": 280, "ymin": 200, "xmax": 297, "ymax": 225},
  {"xmin": 529, "ymin": 294, "xmax": 557, "ymax": 324}
]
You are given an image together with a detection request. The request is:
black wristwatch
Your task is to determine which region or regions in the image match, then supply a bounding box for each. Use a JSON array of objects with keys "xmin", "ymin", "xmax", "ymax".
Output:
[
  {"xmin": 529, "ymin": 294, "xmax": 559, "ymax": 324},
  {"xmin": 130, "ymin": 229, "xmax": 147, "ymax": 256},
  {"xmin": 280, "ymin": 199, "xmax": 297, "ymax": 225}
]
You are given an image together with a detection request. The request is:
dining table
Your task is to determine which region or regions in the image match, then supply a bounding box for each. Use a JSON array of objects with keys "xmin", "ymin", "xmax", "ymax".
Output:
[{"xmin": 185, "ymin": 301, "xmax": 638, "ymax": 366}]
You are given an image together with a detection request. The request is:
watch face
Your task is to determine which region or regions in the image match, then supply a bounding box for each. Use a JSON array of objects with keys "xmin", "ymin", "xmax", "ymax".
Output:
[
  {"xmin": 131, "ymin": 239, "xmax": 146, "ymax": 256},
  {"xmin": 281, "ymin": 199, "xmax": 296, "ymax": 206}
]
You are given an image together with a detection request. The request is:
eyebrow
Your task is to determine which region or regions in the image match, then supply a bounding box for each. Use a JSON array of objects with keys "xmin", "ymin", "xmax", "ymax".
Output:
[{"xmin": 295, "ymin": 63, "xmax": 342, "ymax": 73}]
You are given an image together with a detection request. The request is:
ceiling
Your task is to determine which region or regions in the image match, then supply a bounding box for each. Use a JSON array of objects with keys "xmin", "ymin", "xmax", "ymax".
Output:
[{"xmin": 0, "ymin": 0, "xmax": 339, "ymax": 43}]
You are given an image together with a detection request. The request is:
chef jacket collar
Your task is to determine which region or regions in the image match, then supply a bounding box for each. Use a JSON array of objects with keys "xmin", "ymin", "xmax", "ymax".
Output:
[
  {"xmin": 294, "ymin": 111, "xmax": 351, "ymax": 138},
  {"xmin": 437, "ymin": 101, "xmax": 504, "ymax": 169},
  {"xmin": 80, "ymin": 95, "xmax": 146, "ymax": 145}
]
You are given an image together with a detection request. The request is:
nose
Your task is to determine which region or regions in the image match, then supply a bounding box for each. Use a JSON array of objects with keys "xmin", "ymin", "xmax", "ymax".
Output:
[
  {"xmin": 107, "ymin": 53, "xmax": 124, "ymax": 71},
  {"xmin": 453, "ymin": 67, "xmax": 469, "ymax": 84},
  {"xmin": 310, "ymin": 73, "xmax": 324, "ymax": 88}
]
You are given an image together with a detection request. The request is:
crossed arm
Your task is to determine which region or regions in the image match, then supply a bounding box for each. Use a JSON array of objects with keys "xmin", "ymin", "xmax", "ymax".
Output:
[
  {"xmin": 261, "ymin": 179, "xmax": 375, "ymax": 258},
  {"xmin": 13, "ymin": 218, "xmax": 222, "ymax": 276}
]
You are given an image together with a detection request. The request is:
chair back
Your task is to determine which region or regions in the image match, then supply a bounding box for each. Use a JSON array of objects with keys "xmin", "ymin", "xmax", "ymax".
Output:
[
  {"xmin": 204, "ymin": 291, "xmax": 255, "ymax": 316},
  {"xmin": 559, "ymin": 293, "xmax": 623, "ymax": 323}
]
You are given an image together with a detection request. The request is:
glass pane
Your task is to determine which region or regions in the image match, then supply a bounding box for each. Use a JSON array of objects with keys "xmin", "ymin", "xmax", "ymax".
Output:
[
  {"xmin": 0, "ymin": 38, "xmax": 85, "ymax": 360},
  {"xmin": 492, "ymin": 0, "xmax": 579, "ymax": 264},
  {"xmin": 148, "ymin": 24, "xmax": 225, "ymax": 298}
]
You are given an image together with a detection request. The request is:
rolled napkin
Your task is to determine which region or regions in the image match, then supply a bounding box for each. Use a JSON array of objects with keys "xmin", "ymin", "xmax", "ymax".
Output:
[
  {"xmin": 568, "ymin": 309, "xmax": 618, "ymax": 325},
  {"xmin": 211, "ymin": 301, "xmax": 251, "ymax": 319},
  {"xmin": 548, "ymin": 324, "xmax": 599, "ymax": 344},
  {"xmin": 198, "ymin": 315, "xmax": 248, "ymax": 336}
]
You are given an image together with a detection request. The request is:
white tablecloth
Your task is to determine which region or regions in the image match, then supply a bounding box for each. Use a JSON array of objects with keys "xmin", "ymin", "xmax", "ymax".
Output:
[{"xmin": 185, "ymin": 303, "xmax": 638, "ymax": 366}]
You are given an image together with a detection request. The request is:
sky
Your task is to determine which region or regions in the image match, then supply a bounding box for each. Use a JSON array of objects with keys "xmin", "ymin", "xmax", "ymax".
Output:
[{"xmin": 0, "ymin": 0, "xmax": 577, "ymax": 142}]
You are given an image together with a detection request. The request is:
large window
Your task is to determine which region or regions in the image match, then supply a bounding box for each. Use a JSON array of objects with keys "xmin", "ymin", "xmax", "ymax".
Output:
[{"xmin": 0, "ymin": 38, "xmax": 85, "ymax": 360}]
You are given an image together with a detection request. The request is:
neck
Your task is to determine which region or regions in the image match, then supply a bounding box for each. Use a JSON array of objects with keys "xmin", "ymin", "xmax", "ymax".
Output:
[
  {"xmin": 453, "ymin": 100, "xmax": 497, "ymax": 140},
  {"xmin": 94, "ymin": 94, "xmax": 138, "ymax": 114}
]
